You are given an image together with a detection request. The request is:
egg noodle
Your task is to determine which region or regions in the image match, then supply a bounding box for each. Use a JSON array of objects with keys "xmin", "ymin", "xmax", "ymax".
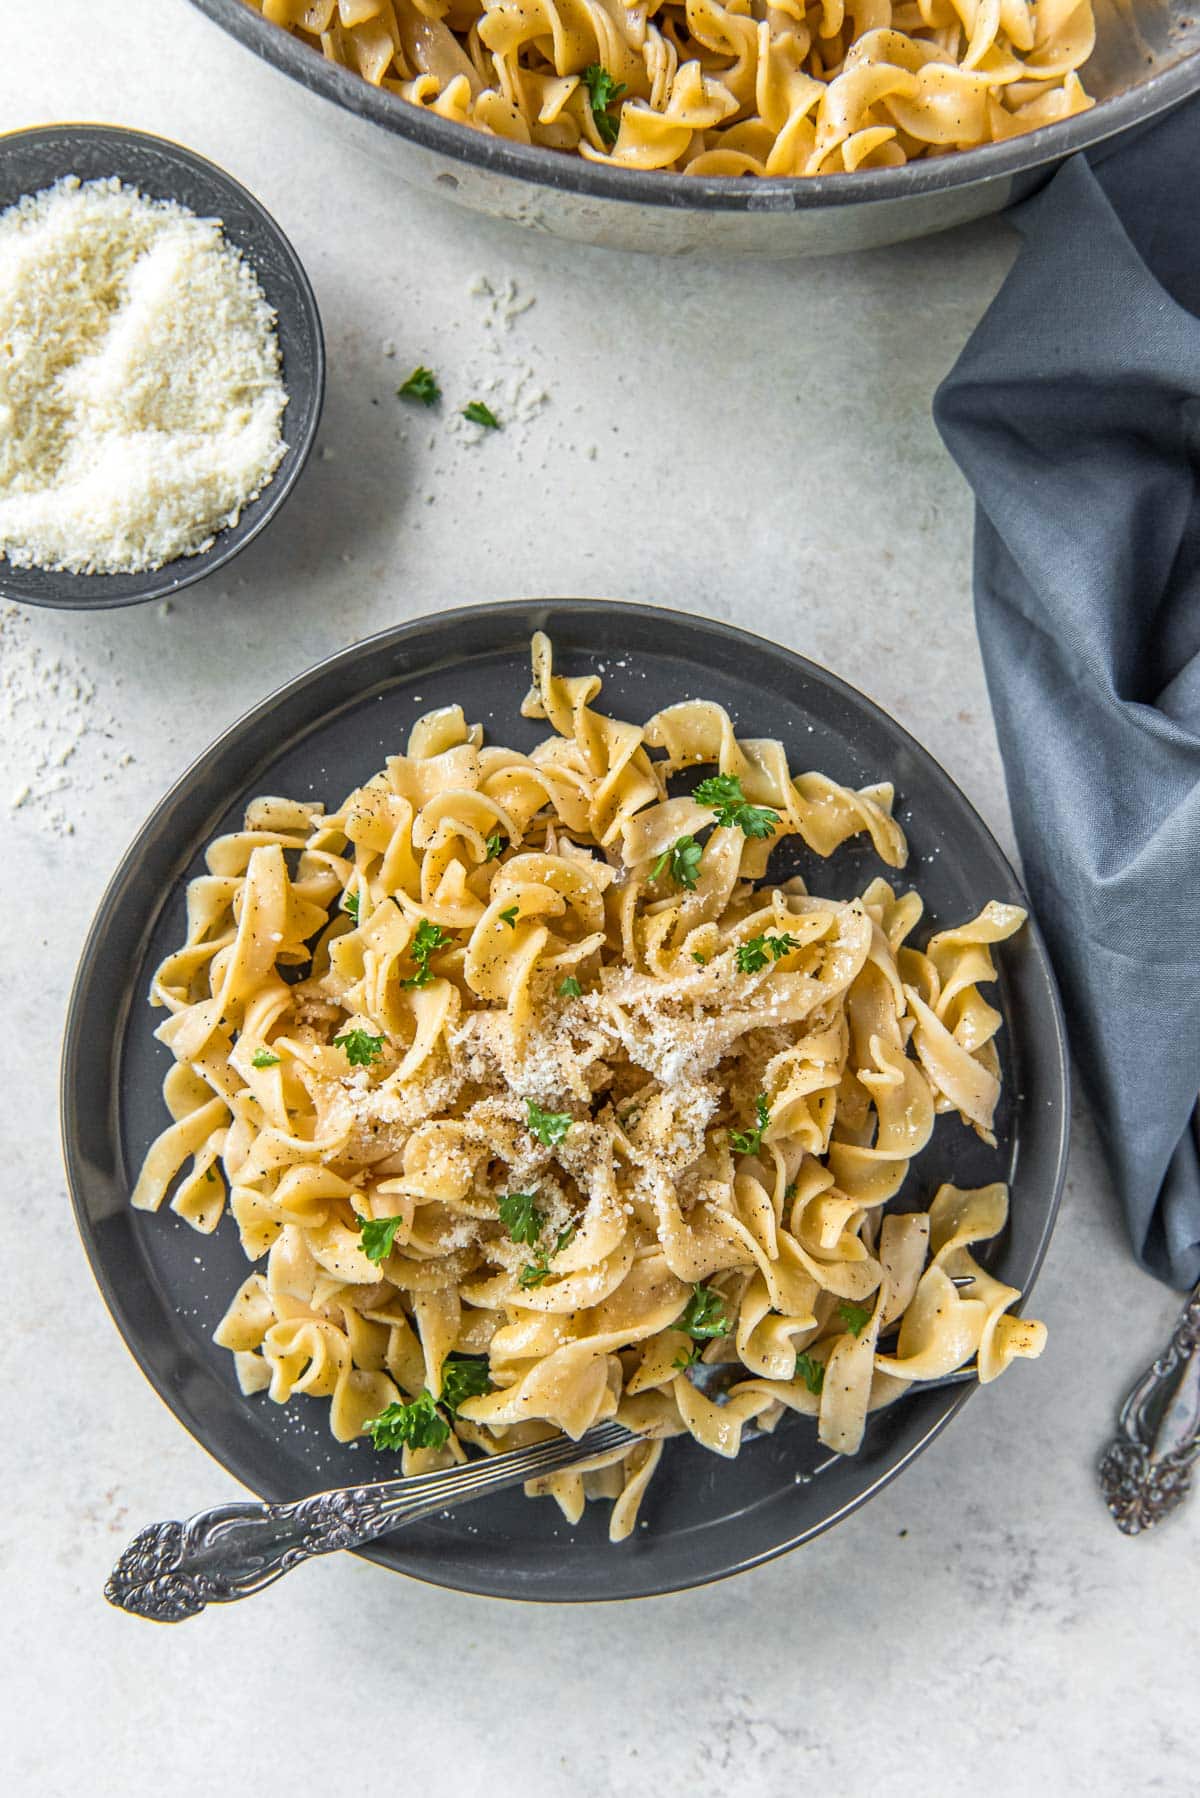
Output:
[
  {"xmin": 133, "ymin": 632, "xmax": 1044, "ymax": 1539},
  {"xmin": 246, "ymin": 0, "xmax": 1094, "ymax": 177}
]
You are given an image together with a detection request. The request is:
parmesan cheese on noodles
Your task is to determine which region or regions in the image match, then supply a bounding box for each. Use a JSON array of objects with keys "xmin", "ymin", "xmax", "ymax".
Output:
[{"xmin": 0, "ymin": 176, "xmax": 287, "ymax": 575}]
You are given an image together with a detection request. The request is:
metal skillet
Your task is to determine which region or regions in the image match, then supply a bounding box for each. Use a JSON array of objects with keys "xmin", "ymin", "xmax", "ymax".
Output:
[{"xmin": 188, "ymin": 0, "xmax": 1200, "ymax": 257}]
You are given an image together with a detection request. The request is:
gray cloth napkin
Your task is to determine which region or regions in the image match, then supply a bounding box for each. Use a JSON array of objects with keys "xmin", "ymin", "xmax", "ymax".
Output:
[{"xmin": 934, "ymin": 101, "xmax": 1200, "ymax": 1290}]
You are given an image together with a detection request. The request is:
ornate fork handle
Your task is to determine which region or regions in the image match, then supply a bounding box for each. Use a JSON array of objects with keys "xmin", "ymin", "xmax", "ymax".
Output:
[
  {"xmin": 107, "ymin": 1364, "xmax": 980, "ymax": 1621},
  {"xmin": 105, "ymin": 1419, "xmax": 636, "ymax": 1622},
  {"xmin": 1098, "ymin": 1279, "xmax": 1200, "ymax": 1535}
]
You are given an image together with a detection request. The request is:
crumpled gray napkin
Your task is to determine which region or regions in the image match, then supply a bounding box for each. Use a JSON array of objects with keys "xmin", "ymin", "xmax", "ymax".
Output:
[{"xmin": 934, "ymin": 100, "xmax": 1200, "ymax": 1290}]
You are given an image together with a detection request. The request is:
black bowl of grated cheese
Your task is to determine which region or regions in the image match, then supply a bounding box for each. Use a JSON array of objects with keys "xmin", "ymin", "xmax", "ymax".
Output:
[{"xmin": 0, "ymin": 123, "xmax": 324, "ymax": 610}]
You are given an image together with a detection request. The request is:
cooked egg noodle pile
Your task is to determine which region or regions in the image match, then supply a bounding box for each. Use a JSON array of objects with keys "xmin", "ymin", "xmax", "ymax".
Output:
[
  {"xmin": 246, "ymin": 0, "xmax": 1095, "ymax": 177},
  {"xmin": 134, "ymin": 631, "xmax": 1045, "ymax": 1539}
]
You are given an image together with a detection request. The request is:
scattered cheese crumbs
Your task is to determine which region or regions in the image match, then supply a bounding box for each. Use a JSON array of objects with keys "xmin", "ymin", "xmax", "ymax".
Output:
[
  {"xmin": 1, "ymin": 603, "xmax": 134, "ymax": 835},
  {"xmin": 0, "ymin": 176, "xmax": 288, "ymax": 575},
  {"xmin": 439, "ymin": 273, "xmax": 547, "ymax": 450}
]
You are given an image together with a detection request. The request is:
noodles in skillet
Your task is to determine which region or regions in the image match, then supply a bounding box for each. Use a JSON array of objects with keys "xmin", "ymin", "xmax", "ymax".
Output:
[
  {"xmin": 132, "ymin": 632, "xmax": 1044, "ymax": 1539},
  {"xmin": 244, "ymin": 0, "xmax": 1095, "ymax": 177}
]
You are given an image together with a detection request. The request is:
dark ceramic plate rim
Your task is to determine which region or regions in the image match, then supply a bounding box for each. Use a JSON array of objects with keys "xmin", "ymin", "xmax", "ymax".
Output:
[
  {"xmin": 0, "ymin": 123, "xmax": 325, "ymax": 611},
  {"xmin": 61, "ymin": 599, "xmax": 1070, "ymax": 1602},
  {"xmin": 190, "ymin": 0, "xmax": 1200, "ymax": 213}
]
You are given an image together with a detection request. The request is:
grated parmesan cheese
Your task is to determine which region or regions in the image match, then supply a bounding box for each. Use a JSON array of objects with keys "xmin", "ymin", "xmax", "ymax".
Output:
[{"xmin": 0, "ymin": 176, "xmax": 288, "ymax": 575}]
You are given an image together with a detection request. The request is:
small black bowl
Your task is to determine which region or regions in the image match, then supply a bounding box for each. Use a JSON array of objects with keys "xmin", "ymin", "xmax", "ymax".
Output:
[{"xmin": 0, "ymin": 123, "xmax": 324, "ymax": 610}]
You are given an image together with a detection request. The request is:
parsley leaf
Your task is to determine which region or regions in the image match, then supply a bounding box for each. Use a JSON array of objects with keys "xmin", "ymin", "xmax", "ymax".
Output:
[
  {"xmin": 838, "ymin": 1300, "xmax": 874, "ymax": 1338},
  {"xmin": 439, "ymin": 1354, "xmax": 493, "ymax": 1413},
  {"xmin": 735, "ymin": 938, "xmax": 771, "ymax": 976},
  {"xmin": 204, "ymin": 1165, "xmax": 217, "ymax": 1184},
  {"xmin": 485, "ymin": 831, "xmax": 504, "ymax": 860},
  {"xmin": 734, "ymin": 931, "xmax": 801, "ymax": 975},
  {"xmin": 734, "ymin": 805, "xmax": 777, "ymax": 839},
  {"xmin": 333, "ymin": 1028, "xmax": 385, "ymax": 1067},
  {"xmin": 498, "ymin": 1190, "xmax": 545, "ymax": 1246},
  {"xmin": 673, "ymin": 1341, "xmax": 701, "ymax": 1371},
  {"xmin": 730, "ymin": 1092, "xmax": 770, "ymax": 1155},
  {"xmin": 692, "ymin": 772, "xmax": 779, "ymax": 839},
  {"xmin": 250, "ymin": 1047, "xmax": 280, "ymax": 1069},
  {"xmin": 795, "ymin": 1352, "xmax": 825, "ymax": 1395},
  {"xmin": 691, "ymin": 950, "xmax": 708, "ymax": 966},
  {"xmin": 342, "ymin": 889, "xmax": 360, "ymax": 924},
  {"xmin": 398, "ymin": 365, "xmax": 440, "ymax": 407},
  {"xmin": 651, "ymin": 834, "xmax": 703, "ymax": 891},
  {"xmin": 526, "ymin": 1099, "xmax": 572, "ymax": 1147},
  {"xmin": 559, "ymin": 975, "xmax": 582, "ymax": 998},
  {"xmin": 463, "ymin": 399, "xmax": 501, "ymax": 430},
  {"xmin": 499, "ymin": 904, "xmax": 519, "ymax": 928},
  {"xmin": 364, "ymin": 1390, "xmax": 449, "ymax": 1451},
  {"xmin": 517, "ymin": 1220, "xmax": 577, "ymax": 1289},
  {"xmin": 691, "ymin": 773, "xmax": 743, "ymax": 813},
  {"xmin": 401, "ymin": 917, "xmax": 452, "ymax": 988},
  {"xmin": 356, "ymin": 1213, "xmax": 404, "ymax": 1264},
  {"xmin": 582, "ymin": 63, "xmax": 627, "ymax": 147},
  {"xmin": 675, "ymin": 1283, "xmax": 728, "ymax": 1340},
  {"xmin": 784, "ymin": 1179, "xmax": 798, "ymax": 1201}
]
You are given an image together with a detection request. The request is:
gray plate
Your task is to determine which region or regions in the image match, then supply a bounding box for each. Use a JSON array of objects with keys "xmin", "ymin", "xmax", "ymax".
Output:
[
  {"xmin": 61, "ymin": 600, "xmax": 1069, "ymax": 1602},
  {"xmin": 0, "ymin": 123, "xmax": 324, "ymax": 610}
]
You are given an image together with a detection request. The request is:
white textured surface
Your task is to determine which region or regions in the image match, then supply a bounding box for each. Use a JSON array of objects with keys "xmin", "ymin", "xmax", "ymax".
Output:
[{"xmin": 2, "ymin": 6, "xmax": 1196, "ymax": 1795}]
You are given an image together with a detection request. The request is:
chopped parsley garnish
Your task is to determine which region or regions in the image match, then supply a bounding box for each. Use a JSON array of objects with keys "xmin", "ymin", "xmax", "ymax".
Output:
[
  {"xmin": 439, "ymin": 1354, "xmax": 493, "ymax": 1413},
  {"xmin": 692, "ymin": 772, "xmax": 778, "ymax": 839},
  {"xmin": 526, "ymin": 1099, "xmax": 572, "ymax": 1147},
  {"xmin": 356, "ymin": 1213, "xmax": 405, "ymax": 1265},
  {"xmin": 691, "ymin": 950, "xmax": 708, "ymax": 966},
  {"xmin": 498, "ymin": 1190, "xmax": 545, "ymax": 1247},
  {"xmin": 784, "ymin": 1180, "xmax": 798, "ymax": 1201},
  {"xmin": 838, "ymin": 1300, "xmax": 874, "ymax": 1338},
  {"xmin": 342, "ymin": 889, "xmax": 360, "ymax": 923},
  {"xmin": 730, "ymin": 1092, "xmax": 770, "ymax": 1155},
  {"xmin": 250, "ymin": 1047, "xmax": 280, "ymax": 1069},
  {"xmin": 398, "ymin": 365, "xmax": 440, "ymax": 407},
  {"xmin": 499, "ymin": 904, "xmax": 519, "ymax": 928},
  {"xmin": 518, "ymin": 1221, "xmax": 577, "ymax": 1289},
  {"xmin": 675, "ymin": 1282, "xmax": 729, "ymax": 1340},
  {"xmin": 582, "ymin": 63, "xmax": 626, "ymax": 147},
  {"xmin": 794, "ymin": 1352, "xmax": 825, "ymax": 1395},
  {"xmin": 401, "ymin": 918, "xmax": 451, "ymax": 988},
  {"xmin": 333, "ymin": 1028, "xmax": 385, "ymax": 1067},
  {"xmin": 651, "ymin": 834, "xmax": 703, "ymax": 891},
  {"xmin": 485, "ymin": 831, "xmax": 504, "ymax": 860},
  {"xmin": 734, "ymin": 931, "xmax": 801, "ymax": 975},
  {"xmin": 673, "ymin": 1341, "xmax": 701, "ymax": 1371},
  {"xmin": 364, "ymin": 1390, "xmax": 449, "ymax": 1451},
  {"xmin": 559, "ymin": 975, "xmax": 583, "ymax": 998},
  {"xmin": 463, "ymin": 399, "xmax": 501, "ymax": 430},
  {"xmin": 204, "ymin": 1165, "xmax": 217, "ymax": 1184}
]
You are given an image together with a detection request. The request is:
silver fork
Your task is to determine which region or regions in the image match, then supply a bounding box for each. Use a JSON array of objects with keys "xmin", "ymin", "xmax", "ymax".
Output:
[
  {"xmin": 105, "ymin": 1365, "xmax": 976, "ymax": 1622},
  {"xmin": 1097, "ymin": 1277, "xmax": 1200, "ymax": 1534}
]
